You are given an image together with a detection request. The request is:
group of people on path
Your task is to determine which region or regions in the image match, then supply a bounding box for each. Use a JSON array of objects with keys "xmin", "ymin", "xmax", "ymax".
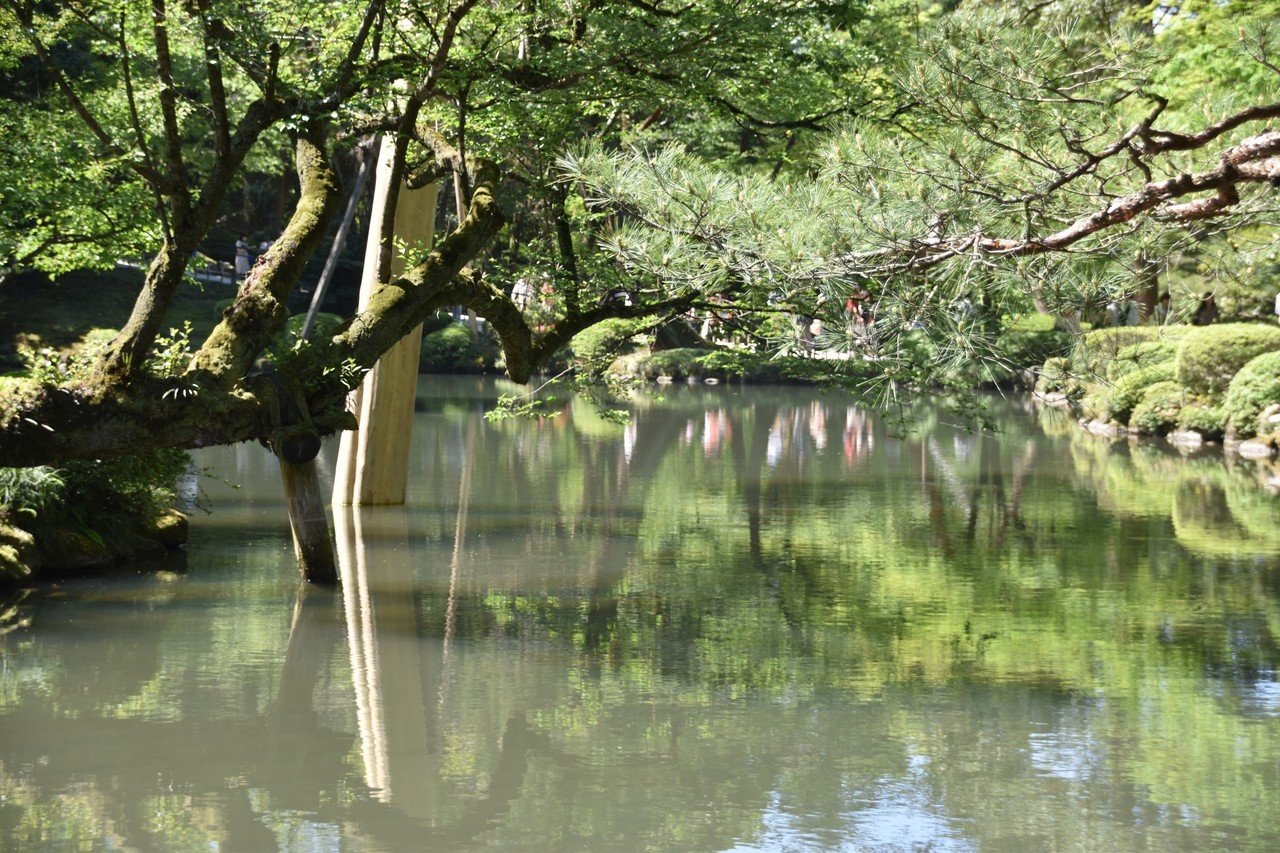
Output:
[
  {"xmin": 234, "ymin": 235, "xmax": 275, "ymax": 281},
  {"xmin": 1106, "ymin": 291, "xmax": 1222, "ymax": 327}
]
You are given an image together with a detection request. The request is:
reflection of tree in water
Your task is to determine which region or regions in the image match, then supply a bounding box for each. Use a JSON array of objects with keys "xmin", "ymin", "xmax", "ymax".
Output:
[{"xmin": 2, "ymin": 385, "xmax": 1280, "ymax": 848}]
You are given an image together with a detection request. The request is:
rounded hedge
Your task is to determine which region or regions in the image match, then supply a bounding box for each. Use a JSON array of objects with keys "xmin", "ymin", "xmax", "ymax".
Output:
[
  {"xmin": 1175, "ymin": 323, "xmax": 1280, "ymax": 397},
  {"xmin": 1095, "ymin": 360, "xmax": 1176, "ymax": 424},
  {"xmin": 1106, "ymin": 340, "xmax": 1179, "ymax": 381},
  {"xmin": 1222, "ymin": 350, "xmax": 1280, "ymax": 440},
  {"xmin": 420, "ymin": 323, "xmax": 492, "ymax": 373},
  {"xmin": 1129, "ymin": 381, "xmax": 1184, "ymax": 435},
  {"xmin": 1072, "ymin": 326, "xmax": 1162, "ymax": 376},
  {"xmin": 1177, "ymin": 401, "xmax": 1226, "ymax": 439}
]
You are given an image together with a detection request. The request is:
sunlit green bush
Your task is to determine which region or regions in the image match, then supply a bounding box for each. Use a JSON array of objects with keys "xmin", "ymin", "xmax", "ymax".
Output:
[
  {"xmin": 1175, "ymin": 323, "xmax": 1280, "ymax": 396},
  {"xmin": 1129, "ymin": 381, "xmax": 1184, "ymax": 435},
  {"xmin": 1106, "ymin": 340, "xmax": 1179, "ymax": 381},
  {"xmin": 1102, "ymin": 361, "xmax": 1177, "ymax": 424},
  {"xmin": 1222, "ymin": 350, "xmax": 1280, "ymax": 440},
  {"xmin": 1071, "ymin": 326, "xmax": 1167, "ymax": 377},
  {"xmin": 1178, "ymin": 400, "xmax": 1227, "ymax": 439}
]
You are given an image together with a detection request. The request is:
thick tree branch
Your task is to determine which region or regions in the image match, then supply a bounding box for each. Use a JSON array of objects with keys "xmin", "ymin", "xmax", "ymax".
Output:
[
  {"xmin": 189, "ymin": 127, "xmax": 342, "ymax": 385},
  {"xmin": 0, "ymin": 374, "xmax": 353, "ymax": 468},
  {"xmin": 335, "ymin": 167, "xmax": 505, "ymax": 369},
  {"xmin": 99, "ymin": 98, "xmax": 290, "ymax": 381},
  {"xmin": 861, "ymin": 129, "xmax": 1280, "ymax": 275}
]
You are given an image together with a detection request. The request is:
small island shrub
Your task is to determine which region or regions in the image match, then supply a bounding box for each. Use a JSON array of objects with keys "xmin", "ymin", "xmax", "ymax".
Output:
[
  {"xmin": 1129, "ymin": 381, "xmax": 1184, "ymax": 435},
  {"xmin": 419, "ymin": 323, "xmax": 496, "ymax": 373},
  {"xmin": 570, "ymin": 318, "xmax": 650, "ymax": 365},
  {"xmin": 626, "ymin": 348, "xmax": 848, "ymax": 384},
  {"xmin": 0, "ymin": 448, "xmax": 190, "ymax": 574},
  {"xmin": 1175, "ymin": 323, "xmax": 1280, "ymax": 396},
  {"xmin": 1221, "ymin": 350, "xmax": 1280, "ymax": 440}
]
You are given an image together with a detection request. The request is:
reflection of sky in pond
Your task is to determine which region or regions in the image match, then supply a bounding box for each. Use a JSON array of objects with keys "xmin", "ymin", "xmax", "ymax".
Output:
[
  {"xmin": 1028, "ymin": 730, "xmax": 1100, "ymax": 782},
  {"xmin": 728, "ymin": 771, "xmax": 975, "ymax": 853},
  {"xmin": 1244, "ymin": 675, "xmax": 1280, "ymax": 717}
]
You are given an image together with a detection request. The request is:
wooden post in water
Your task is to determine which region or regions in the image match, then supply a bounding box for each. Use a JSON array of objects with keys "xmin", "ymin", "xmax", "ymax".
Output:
[
  {"xmin": 334, "ymin": 137, "xmax": 439, "ymax": 506},
  {"xmin": 280, "ymin": 458, "xmax": 337, "ymax": 583}
]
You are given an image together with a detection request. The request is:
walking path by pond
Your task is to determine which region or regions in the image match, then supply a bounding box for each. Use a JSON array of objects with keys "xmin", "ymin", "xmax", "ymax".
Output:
[{"xmin": 1, "ymin": 377, "xmax": 1279, "ymax": 850}]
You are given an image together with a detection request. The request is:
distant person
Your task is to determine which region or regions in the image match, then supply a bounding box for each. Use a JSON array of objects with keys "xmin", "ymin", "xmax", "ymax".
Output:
[
  {"xmin": 1105, "ymin": 300, "xmax": 1121, "ymax": 327},
  {"xmin": 510, "ymin": 276, "xmax": 534, "ymax": 309},
  {"xmin": 1123, "ymin": 298, "xmax": 1141, "ymax": 327},
  {"xmin": 1192, "ymin": 292, "xmax": 1219, "ymax": 326},
  {"xmin": 1274, "ymin": 290, "xmax": 1280, "ymax": 324},
  {"xmin": 234, "ymin": 236, "xmax": 251, "ymax": 280},
  {"xmin": 1153, "ymin": 292, "xmax": 1171, "ymax": 325}
]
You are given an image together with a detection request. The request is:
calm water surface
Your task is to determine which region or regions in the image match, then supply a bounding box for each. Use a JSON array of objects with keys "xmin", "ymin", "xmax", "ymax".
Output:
[{"xmin": 3, "ymin": 377, "xmax": 1280, "ymax": 851}]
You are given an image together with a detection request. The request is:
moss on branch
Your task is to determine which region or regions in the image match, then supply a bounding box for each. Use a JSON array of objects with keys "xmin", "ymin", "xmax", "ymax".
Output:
[{"xmin": 188, "ymin": 128, "xmax": 341, "ymax": 385}]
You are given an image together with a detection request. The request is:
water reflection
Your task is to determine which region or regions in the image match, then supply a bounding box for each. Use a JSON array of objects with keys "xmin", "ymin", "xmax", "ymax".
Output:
[{"xmin": 0, "ymin": 378, "xmax": 1279, "ymax": 850}]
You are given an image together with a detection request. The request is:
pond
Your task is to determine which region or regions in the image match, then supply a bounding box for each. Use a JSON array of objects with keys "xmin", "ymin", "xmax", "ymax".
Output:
[{"xmin": 2, "ymin": 377, "xmax": 1280, "ymax": 851}]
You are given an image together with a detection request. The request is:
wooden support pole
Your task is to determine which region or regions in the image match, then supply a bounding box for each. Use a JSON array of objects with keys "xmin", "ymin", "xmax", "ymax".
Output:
[
  {"xmin": 334, "ymin": 137, "xmax": 439, "ymax": 506},
  {"xmin": 280, "ymin": 457, "xmax": 338, "ymax": 583},
  {"xmin": 302, "ymin": 140, "xmax": 374, "ymax": 340}
]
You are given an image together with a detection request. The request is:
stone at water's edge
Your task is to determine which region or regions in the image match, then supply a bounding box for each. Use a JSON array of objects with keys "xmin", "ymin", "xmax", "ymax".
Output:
[
  {"xmin": 1235, "ymin": 439, "xmax": 1278, "ymax": 460},
  {"xmin": 141, "ymin": 509, "xmax": 189, "ymax": 548},
  {"xmin": 1082, "ymin": 419, "xmax": 1125, "ymax": 437},
  {"xmin": 1168, "ymin": 429, "xmax": 1205, "ymax": 449},
  {"xmin": 42, "ymin": 530, "xmax": 114, "ymax": 572}
]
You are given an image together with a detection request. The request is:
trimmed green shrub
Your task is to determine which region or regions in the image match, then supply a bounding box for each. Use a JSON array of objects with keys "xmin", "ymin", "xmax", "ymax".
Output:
[
  {"xmin": 1129, "ymin": 381, "xmax": 1184, "ymax": 435},
  {"xmin": 997, "ymin": 315, "xmax": 1071, "ymax": 370},
  {"xmin": 420, "ymin": 323, "xmax": 494, "ymax": 373},
  {"xmin": 1106, "ymin": 340, "xmax": 1178, "ymax": 381},
  {"xmin": 1175, "ymin": 323, "xmax": 1280, "ymax": 396},
  {"xmin": 570, "ymin": 318, "xmax": 650, "ymax": 364},
  {"xmin": 1104, "ymin": 361, "xmax": 1177, "ymax": 423},
  {"xmin": 1034, "ymin": 356, "xmax": 1074, "ymax": 395},
  {"xmin": 1177, "ymin": 401, "xmax": 1226, "ymax": 439},
  {"xmin": 1222, "ymin": 350, "xmax": 1280, "ymax": 439},
  {"xmin": 1072, "ymin": 326, "xmax": 1162, "ymax": 376}
]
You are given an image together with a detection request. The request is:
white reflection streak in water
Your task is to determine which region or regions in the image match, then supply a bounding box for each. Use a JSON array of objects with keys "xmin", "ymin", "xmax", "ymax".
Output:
[
  {"xmin": 440, "ymin": 416, "xmax": 477, "ymax": 714},
  {"xmin": 336, "ymin": 505, "xmax": 390, "ymax": 800}
]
